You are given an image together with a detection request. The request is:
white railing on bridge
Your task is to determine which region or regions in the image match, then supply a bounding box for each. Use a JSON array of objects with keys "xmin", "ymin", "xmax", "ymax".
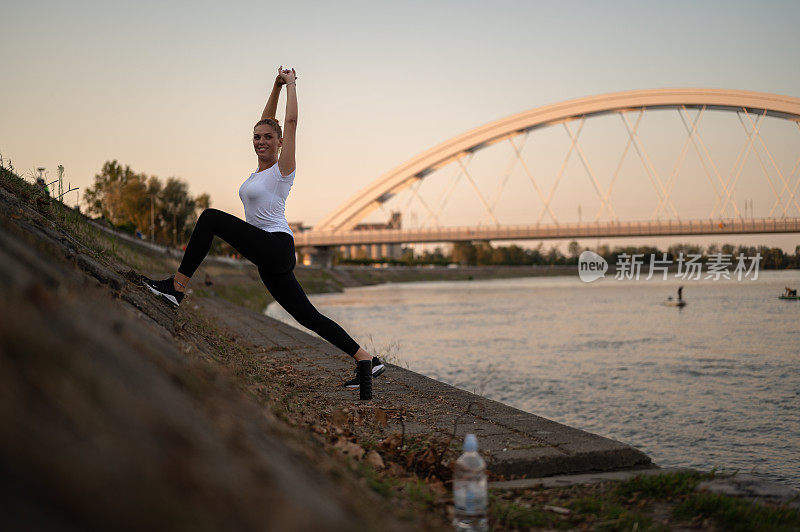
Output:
[{"xmin": 294, "ymin": 218, "xmax": 800, "ymax": 247}]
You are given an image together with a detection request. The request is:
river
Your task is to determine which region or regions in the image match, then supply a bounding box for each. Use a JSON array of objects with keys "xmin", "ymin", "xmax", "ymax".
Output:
[{"xmin": 266, "ymin": 269, "xmax": 800, "ymax": 488}]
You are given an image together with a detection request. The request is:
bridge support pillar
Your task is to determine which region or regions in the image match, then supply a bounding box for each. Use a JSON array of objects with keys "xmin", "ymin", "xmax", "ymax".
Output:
[{"xmin": 299, "ymin": 246, "xmax": 333, "ymax": 268}]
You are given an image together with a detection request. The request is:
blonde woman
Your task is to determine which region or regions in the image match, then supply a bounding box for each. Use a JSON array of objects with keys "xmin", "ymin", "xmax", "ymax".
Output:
[{"xmin": 144, "ymin": 67, "xmax": 384, "ymax": 392}]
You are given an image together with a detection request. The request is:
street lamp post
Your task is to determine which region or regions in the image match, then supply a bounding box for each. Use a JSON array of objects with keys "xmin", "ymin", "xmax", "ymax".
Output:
[{"xmin": 149, "ymin": 194, "xmax": 155, "ymax": 243}]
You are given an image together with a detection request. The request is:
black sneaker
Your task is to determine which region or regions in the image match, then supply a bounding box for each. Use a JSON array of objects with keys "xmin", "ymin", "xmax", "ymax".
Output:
[
  {"xmin": 343, "ymin": 357, "xmax": 385, "ymax": 388},
  {"xmin": 143, "ymin": 275, "xmax": 185, "ymax": 308}
]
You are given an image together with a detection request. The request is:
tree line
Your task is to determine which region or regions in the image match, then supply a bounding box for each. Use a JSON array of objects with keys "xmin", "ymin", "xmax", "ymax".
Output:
[
  {"xmin": 83, "ymin": 160, "xmax": 209, "ymax": 246},
  {"xmin": 337, "ymin": 240, "xmax": 800, "ymax": 269}
]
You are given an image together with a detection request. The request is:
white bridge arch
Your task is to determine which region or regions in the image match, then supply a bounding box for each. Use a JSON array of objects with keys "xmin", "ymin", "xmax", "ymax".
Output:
[{"xmin": 312, "ymin": 88, "xmax": 800, "ymax": 235}]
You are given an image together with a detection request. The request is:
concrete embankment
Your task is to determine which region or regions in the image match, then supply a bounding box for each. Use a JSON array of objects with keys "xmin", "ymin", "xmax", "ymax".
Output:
[{"xmin": 198, "ymin": 295, "xmax": 652, "ymax": 479}]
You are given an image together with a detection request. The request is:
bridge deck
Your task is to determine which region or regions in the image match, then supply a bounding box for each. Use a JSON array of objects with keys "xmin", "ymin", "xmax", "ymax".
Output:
[{"xmin": 296, "ymin": 217, "xmax": 800, "ymax": 247}]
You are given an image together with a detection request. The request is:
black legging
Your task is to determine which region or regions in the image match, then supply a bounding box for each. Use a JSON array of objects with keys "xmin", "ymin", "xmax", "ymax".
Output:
[{"xmin": 179, "ymin": 208, "xmax": 360, "ymax": 356}]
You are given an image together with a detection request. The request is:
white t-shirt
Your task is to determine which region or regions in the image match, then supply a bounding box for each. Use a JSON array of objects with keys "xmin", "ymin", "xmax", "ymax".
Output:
[{"xmin": 238, "ymin": 162, "xmax": 295, "ymax": 236}]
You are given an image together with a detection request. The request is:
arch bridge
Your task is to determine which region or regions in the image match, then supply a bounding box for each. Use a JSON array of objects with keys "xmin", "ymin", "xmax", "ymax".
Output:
[{"xmin": 295, "ymin": 89, "xmax": 800, "ymax": 261}]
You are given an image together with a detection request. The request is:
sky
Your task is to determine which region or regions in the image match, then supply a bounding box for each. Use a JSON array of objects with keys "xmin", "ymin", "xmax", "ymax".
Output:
[{"xmin": 2, "ymin": 0, "xmax": 799, "ymax": 250}]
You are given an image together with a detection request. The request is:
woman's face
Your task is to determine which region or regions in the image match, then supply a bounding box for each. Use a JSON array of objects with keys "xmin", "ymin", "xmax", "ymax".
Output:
[{"xmin": 253, "ymin": 124, "xmax": 281, "ymax": 160}]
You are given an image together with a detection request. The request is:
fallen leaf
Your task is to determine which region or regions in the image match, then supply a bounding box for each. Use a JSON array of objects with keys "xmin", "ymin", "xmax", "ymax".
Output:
[
  {"xmin": 374, "ymin": 408, "xmax": 389, "ymax": 427},
  {"xmin": 334, "ymin": 438, "xmax": 365, "ymax": 460},
  {"xmin": 404, "ymin": 450, "xmax": 418, "ymax": 468},
  {"xmin": 386, "ymin": 462, "xmax": 406, "ymax": 477},
  {"xmin": 246, "ymin": 384, "xmax": 267, "ymax": 395},
  {"xmin": 379, "ymin": 432, "xmax": 403, "ymax": 452},
  {"xmin": 428, "ymin": 480, "xmax": 448, "ymax": 497},
  {"xmin": 543, "ymin": 505, "xmax": 571, "ymax": 515},
  {"xmin": 417, "ymin": 447, "xmax": 437, "ymax": 470},
  {"xmin": 331, "ymin": 408, "xmax": 350, "ymax": 428},
  {"xmin": 365, "ymin": 450, "xmax": 384, "ymax": 469}
]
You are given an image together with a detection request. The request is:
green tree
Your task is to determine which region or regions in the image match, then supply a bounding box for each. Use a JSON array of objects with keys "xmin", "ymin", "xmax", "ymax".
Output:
[
  {"xmin": 506, "ymin": 245, "xmax": 527, "ymax": 265},
  {"xmin": 668, "ymin": 243, "xmax": 702, "ymax": 261},
  {"xmin": 116, "ymin": 175, "xmax": 153, "ymax": 234},
  {"xmin": 195, "ymin": 193, "xmax": 211, "ymax": 212},
  {"xmin": 546, "ymin": 245, "xmax": 564, "ymax": 264},
  {"xmin": 760, "ymin": 246, "xmax": 785, "ymax": 269},
  {"xmin": 568, "ymin": 240, "xmax": 582, "ymax": 259},
  {"xmin": 491, "ymin": 246, "xmax": 509, "ymax": 265},
  {"xmin": 83, "ymin": 160, "xmax": 139, "ymax": 223},
  {"xmin": 399, "ymin": 248, "xmax": 415, "ymax": 264},
  {"xmin": 475, "ymin": 241, "xmax": 493, "ymax": 265},
  {"xmin": 160, "ymin": 177, "xmax": 197, "ymax": 246},
  {"xmin": 527, "ymin": 243, "xmax": 544, "ymax": 265},
  {"xmin": 452, "ymin": 242, "xmax": 477, "ymax": 265},
  {"xmin": 83, "ymin": 161, "xmax": 208, "ymax": 246}
]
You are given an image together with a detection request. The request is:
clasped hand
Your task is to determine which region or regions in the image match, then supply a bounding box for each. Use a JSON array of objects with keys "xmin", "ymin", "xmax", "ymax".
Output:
[{"xmin": 275, "ymin": 65, "xmax": 297, "ymax": 86}]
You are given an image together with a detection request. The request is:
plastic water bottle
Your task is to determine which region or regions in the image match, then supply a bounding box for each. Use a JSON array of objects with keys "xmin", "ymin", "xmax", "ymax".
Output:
[{"xmin": 452, "ymin": 433, "xmax": 488, "ymax": 532}]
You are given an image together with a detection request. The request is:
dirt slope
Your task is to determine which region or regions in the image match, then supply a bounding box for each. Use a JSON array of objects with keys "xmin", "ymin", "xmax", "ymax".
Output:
[{"xmin": 0, "ymin": 170, "xmax": 443, "ymax": 530}]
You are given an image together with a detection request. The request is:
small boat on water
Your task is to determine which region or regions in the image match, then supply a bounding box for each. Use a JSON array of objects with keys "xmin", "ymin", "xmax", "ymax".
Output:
[
  {"xmin": 663, "ymin": 285, "xmax": 686, "ymax": 307},
  {"xmin": 778, "ymin": 295, "xmax": 800, "ymax": 300},
  {"xmin": 781, "ymin": 287, "xmax": 799, "ymax": 300}
]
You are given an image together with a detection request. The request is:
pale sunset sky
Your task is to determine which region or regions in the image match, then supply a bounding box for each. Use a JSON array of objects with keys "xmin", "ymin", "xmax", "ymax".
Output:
[{"xmin": 2, "ymin": 0, "xmax": 799, "ymax": 250}]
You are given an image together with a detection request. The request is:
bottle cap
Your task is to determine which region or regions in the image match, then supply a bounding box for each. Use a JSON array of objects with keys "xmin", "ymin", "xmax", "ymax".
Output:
[{"xmin": 463, "ymin": 433, "xmax": 478, "ymax": 452}]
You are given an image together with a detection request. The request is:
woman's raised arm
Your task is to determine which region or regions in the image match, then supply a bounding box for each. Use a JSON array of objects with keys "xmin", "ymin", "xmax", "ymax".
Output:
[
  {"xmin": 260, "ymin": 66, "xmax": 285, "ymax": 120},
  {"xmin": 278, "ymin": 68, "xmax": 297, "ymax": 177}
]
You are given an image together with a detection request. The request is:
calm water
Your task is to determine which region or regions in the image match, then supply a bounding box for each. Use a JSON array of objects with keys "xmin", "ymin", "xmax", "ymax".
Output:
[{"xmin": 267, "ymin": 270, "xmax": 800, "ymax": 488}]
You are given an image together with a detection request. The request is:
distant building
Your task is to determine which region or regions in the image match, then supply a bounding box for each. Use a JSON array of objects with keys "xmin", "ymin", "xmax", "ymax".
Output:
[
  {"xmin": 288, "ymin": 221, "xmax": 309, "ymax": 234},
  {"xmin": 292, "ymin": 213, "xmax": 403, "ymax": 266},
  {"xmin": 338, "ymin": 212, "xmax": 402, "ymax": 261}
]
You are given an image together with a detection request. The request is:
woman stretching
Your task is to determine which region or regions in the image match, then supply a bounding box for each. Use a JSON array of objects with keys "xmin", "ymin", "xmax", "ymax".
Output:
[{"xmin": 144, "ymin": 67, "xmax": 384, "ymax": 392}]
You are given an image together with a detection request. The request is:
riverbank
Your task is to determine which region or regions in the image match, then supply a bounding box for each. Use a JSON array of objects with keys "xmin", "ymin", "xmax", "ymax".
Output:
[
  {"xmin": 287, "ymin": 269, "xmax": 800, "ymax": 492},
  {"xmin": 191, "ymin": 262, "xmax": 575, "ymax": 314},
  {"xmin": 2, "ymin": 166, "xmax": 798, "ymax": 530}
]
